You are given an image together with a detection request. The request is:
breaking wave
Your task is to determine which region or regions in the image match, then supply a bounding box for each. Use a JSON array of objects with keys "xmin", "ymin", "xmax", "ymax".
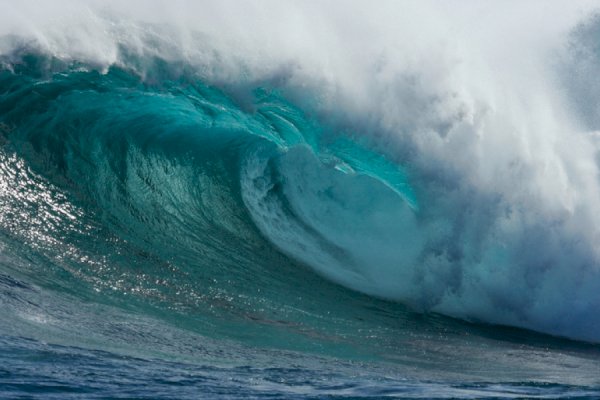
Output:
[{"xmin": 2, "ymin": 0, "xmax": 600, "ymax": 349}]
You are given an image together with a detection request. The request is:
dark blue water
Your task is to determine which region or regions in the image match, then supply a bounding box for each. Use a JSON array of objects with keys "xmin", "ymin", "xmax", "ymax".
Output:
[{"xmin": 1, "ymin": 46, "xmax": 600, "ymax": 399}]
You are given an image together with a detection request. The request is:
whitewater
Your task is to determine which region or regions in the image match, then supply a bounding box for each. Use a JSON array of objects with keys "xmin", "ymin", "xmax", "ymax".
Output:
[{"xmin": 1, "ymin": 1, "xmax": 600, "ymax": 398}]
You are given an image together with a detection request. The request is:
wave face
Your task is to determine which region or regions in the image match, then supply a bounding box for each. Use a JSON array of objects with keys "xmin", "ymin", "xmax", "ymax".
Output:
[{"xmin": 2, "ymin": 1, "xmax": 600, "ymax": 397}]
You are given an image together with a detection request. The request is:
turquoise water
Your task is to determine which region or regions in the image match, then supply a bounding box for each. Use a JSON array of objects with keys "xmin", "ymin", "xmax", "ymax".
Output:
[{"xmin": 1, "ymin": 52, "xmax": 600, "ymax": 398}]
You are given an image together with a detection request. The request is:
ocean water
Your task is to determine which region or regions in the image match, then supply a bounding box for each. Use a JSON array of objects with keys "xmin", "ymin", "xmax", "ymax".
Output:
[{"xmin": 2, "ymin": 1, "xmax": 600, "ymax": 398}]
